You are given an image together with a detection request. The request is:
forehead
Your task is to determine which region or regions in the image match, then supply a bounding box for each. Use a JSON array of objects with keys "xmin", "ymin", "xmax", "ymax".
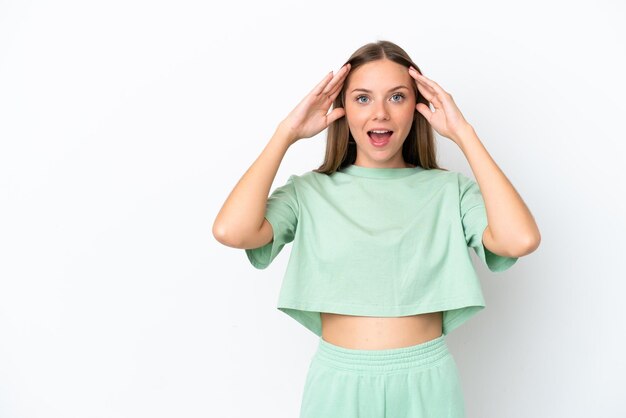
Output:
[{"xmin": 346, "ymin": 59, "xmax": 412, "ymax": 91}]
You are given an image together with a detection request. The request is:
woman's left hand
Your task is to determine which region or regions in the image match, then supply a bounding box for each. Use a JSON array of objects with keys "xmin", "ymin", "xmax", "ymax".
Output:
[{"xmin": 408, "ymin": 66, "xmax": 473, "ymax": 145}]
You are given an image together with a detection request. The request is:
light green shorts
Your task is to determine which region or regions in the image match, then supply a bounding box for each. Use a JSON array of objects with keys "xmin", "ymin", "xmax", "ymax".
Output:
[{"xmin": 299, "ymin": 333, "xmax": 465, "ymax": 418}]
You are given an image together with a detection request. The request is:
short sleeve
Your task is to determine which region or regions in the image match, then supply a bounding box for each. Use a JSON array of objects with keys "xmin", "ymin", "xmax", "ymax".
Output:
[
  {"xmin": 459, "ymin": 174, "xmax": 518, "ymax": 272},
  {"xmin": 245, "ymin": 175, "xmax": 299, "ymax": 269}
]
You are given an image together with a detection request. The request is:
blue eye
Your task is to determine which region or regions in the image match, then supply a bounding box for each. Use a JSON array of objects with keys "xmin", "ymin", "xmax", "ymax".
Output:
[{"xmin": 355, "ymin": 93, "xmax": 405, "ymax": 104}]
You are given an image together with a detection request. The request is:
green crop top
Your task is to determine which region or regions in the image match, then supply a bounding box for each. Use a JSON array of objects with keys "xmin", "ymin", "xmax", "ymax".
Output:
[{"xmin": 245, "ymin": 163, "xmax": 518, "ymax": 336}]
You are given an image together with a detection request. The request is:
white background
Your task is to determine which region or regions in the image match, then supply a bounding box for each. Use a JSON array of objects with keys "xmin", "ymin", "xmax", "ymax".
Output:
[{"xmin": 1, "ymin": 0, "xmax": 625, "ymax": 417}]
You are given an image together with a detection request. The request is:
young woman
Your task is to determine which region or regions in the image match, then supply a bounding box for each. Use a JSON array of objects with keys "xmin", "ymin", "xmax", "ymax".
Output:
[{"xmin": 213, "ymin": 40, "xmax": 540, "ymax": 418}]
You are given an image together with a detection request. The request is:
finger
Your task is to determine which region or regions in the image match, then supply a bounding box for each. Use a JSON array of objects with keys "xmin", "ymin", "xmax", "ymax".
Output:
[
  {"xmin": 414, "ymin": 79, "xmax": 440, "ymax": 109},
  {"xmin": 310, "ymin": 71, "xmax": 335, "ymax": 96},
  {"xmin": 415, "ymin": 80, "xmax": 436, "ymax": 103},
  {"xmin": 325, "ymin": 107, "xmax": 346, "ymax": 125},
  {"xmin": 415, "ymin": 103, "xmax": 432, "ymax": 122},
  {"xmin": 321, "ymin": 63, "xmax": 351, "ymax": 96},
  {"xmin": 327, "ymin": 73, "xmax": 349, "ymax": 99},
  {"xmin": 327, "ymin": 65, "xmax": 352, "ymax": 102},
  {"xmin": 409, "ymin": 67, "xmax": 448, "ymax": 98},
  {"xmin": 424, "ymin": 88, "xmax": 444, "ymax": 110},
  {"xmin": 328, "ymin": 83, "xmax": 344, "ymax": 102},
  {"xmin": 408, "ymin": 68, "xmax": 435, "ymax": 96},
  {"xmin": 416, "ymin": 80, "xmax": 449, "ymax": 112},
  {"xmin": 408, "ymin": 70, "xmax": 444, "ymax": 110},
  {"xmin": 408, "ymin": 68, "xmax": 434, "ymax": 97}
]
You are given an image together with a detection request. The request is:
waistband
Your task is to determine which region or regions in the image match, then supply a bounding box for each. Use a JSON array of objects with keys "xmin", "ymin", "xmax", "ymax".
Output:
[{"xmin": 313, "ymin": 334, "xmax": 450, "ymax": 374}]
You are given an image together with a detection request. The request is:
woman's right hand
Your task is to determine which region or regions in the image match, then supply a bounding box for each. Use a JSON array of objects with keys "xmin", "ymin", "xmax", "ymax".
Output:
[{"xmin": 279, "ymin": 63, "xmax": 351, "ymax": 144}]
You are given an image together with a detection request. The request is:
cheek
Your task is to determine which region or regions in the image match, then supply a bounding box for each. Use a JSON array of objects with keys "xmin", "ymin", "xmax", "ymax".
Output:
[
  {"xmin": 396, "ymin": 105, "xmax": 416, "ymax": 123},
  {"xmin": 345, "ymin": 107, "xmax": 367, "ymax": 125}
]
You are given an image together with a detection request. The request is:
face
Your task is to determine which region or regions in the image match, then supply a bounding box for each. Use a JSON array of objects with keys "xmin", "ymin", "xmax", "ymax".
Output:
[{"xmin": 343, "ymin": 59, "xmax": 417, "ymax": 168}]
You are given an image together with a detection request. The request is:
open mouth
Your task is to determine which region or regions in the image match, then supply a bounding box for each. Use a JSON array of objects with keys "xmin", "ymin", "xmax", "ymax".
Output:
[
  {"xmin": 368, "ymin": 130, "xmax": 393, "ymax": 145},
  {"xmin": 367, "ymin": 130, "xmax": 394, "ymax": 141}
]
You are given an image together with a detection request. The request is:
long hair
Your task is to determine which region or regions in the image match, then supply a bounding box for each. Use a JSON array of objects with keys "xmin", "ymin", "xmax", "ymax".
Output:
[{"xmin": 314, "ymin": 40, "xmax": 445, "ymax": 175}]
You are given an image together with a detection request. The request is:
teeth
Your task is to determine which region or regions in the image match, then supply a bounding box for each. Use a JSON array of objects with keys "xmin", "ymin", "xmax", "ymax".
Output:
[{"xmin": 370, "ymin": 130, "xmax": 391, "ymax": 134}]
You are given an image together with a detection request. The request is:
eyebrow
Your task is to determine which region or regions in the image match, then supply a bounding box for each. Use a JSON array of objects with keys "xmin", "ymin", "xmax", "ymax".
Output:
[{"xmin": 350, "ymin": 85, "xmax": 410, "ymax": 94}]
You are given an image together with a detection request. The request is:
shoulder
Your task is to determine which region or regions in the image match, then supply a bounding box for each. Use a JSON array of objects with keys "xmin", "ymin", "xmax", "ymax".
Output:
[
  {"xmin": 273, "ymin": 170, "xmax": 328, "ymax": 195},
  {"xmin": 418, "ymin": 168, "xmax": 464, "ymax": 187},
  {"xmin": 452, "ymin": 171, "xmax": 480, "ymax": 193},
  {"xmin": 426, "ymin": 168, "xmax": 475, "ymax": 186},
  {"xmin": 419, "ymin": 169, "xmax": 479, "ymax": 201},
  {"xmin": 290, "ymin": 170, "xmax": 334, "ymax": 186}
]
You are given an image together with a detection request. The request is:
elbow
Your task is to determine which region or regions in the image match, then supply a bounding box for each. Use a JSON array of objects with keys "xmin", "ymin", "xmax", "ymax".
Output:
[
  {"xmin": 212, "ymin": 222, "xmax": 238, "ymax": 247},
  {"xmin": 212, "ymin": 222, "xmax": 227, "ymax": 245},
  {"xmin": 525, "ymin": 227, "xmax": 542, "ymax": 253},
  {"xmin": 511, "ymin": 232, "xmax": 541, "ymax": 258}
]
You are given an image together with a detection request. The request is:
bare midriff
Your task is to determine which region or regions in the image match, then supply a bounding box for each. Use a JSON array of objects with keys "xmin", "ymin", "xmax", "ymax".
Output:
[{"xmin": 320, "ymin": 311, "xmax": 443, "ymax": 350}]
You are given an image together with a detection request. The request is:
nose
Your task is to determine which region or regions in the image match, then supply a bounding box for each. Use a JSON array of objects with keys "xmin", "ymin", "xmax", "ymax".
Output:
[{"xmin": 372, "ymin": 100, "xmax": 390, "ymax": 121}]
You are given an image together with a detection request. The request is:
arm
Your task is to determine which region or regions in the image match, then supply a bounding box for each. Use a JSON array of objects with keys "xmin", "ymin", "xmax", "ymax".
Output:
[
  {"xmin": 407, "ymin": 67, "xmax": 541, "ymax": 259},
  {"xmin": 456, "ymin": 124, "xmax": 541, "ymax": 258},
  {"xmin": 212, "ymin": 125, "xmax": 294, "ymax": 248},
  {"xmin": 213, "ymin": 64, "xmax": 351, "ymax": 249}
]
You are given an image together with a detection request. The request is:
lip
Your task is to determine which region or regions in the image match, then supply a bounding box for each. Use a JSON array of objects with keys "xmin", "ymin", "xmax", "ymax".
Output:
[
  {"xmin": 370, "ymin": 139, "xmax": 389, "ymax": 147},
  {"xmin": 367, "ymin": 130, "xmax": 394, "ymax": 138},
  {"xmin": 369, "ymin": 135, "xmax": 391, "ymax": 147},
  {"xmin": 367, "ymin": 129, "xmax": 393, "ymax": 148}
]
